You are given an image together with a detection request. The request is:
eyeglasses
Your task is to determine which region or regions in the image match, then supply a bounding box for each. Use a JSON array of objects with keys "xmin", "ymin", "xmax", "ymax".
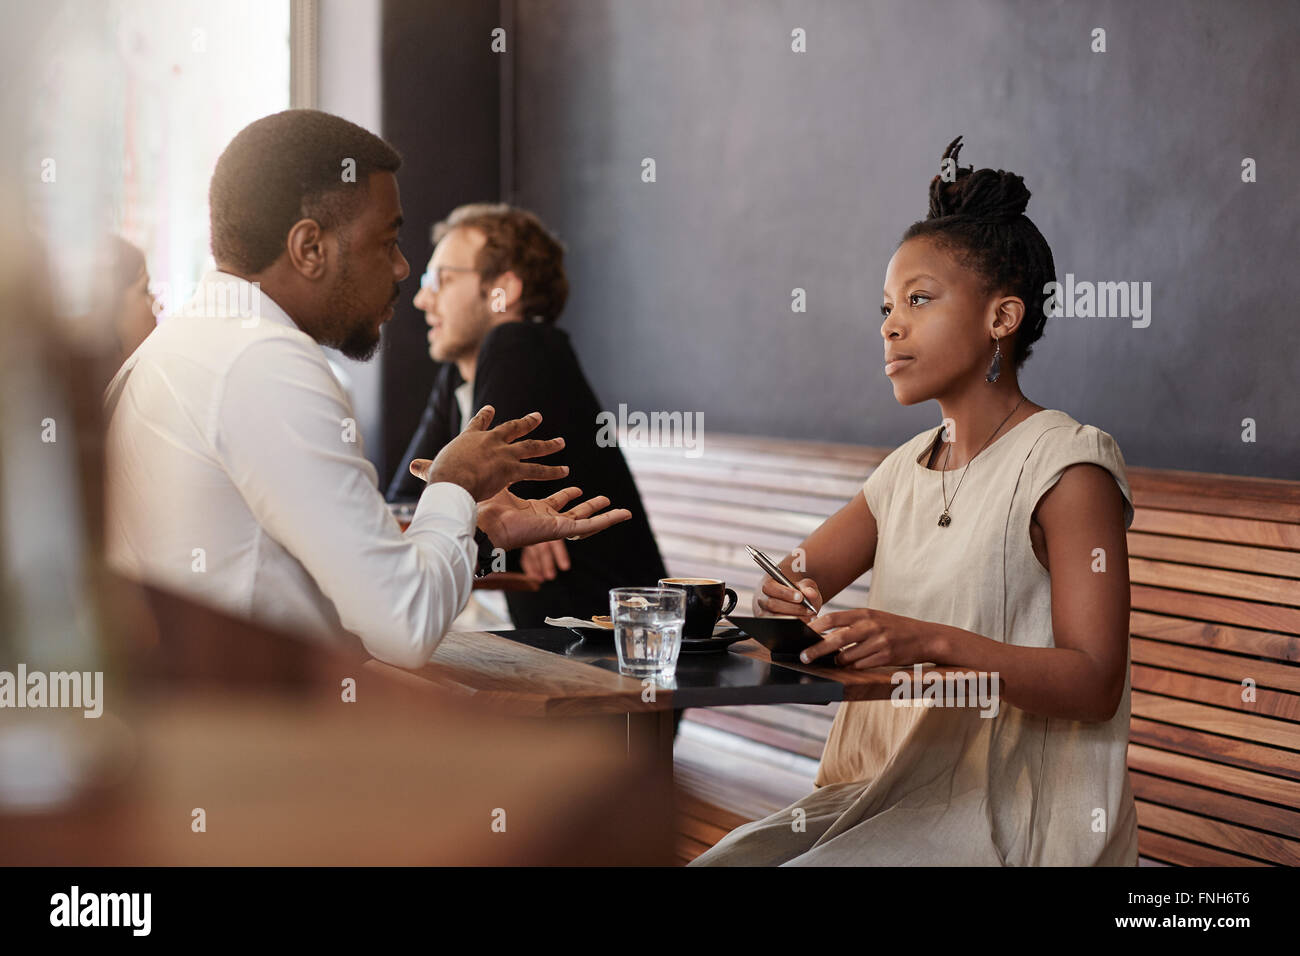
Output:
[{"xmin": 419, "ymin": 265, "xmax": 478, "ymax": 293}]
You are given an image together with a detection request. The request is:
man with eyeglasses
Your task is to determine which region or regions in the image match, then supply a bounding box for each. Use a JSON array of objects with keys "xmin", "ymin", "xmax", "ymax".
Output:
[{"xmin": 387, "ymin": 204, "xmax": 666, "ymax": 628}]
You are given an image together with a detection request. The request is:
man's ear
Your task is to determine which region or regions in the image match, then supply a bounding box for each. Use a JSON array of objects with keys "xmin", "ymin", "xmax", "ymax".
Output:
[
  {"xmin": 285, "ymin": 218, "xmax": 328, "ymax": 280},
  {"xmin": 486, "ymin": 270, "xmax": 524, "ymax": 316}
]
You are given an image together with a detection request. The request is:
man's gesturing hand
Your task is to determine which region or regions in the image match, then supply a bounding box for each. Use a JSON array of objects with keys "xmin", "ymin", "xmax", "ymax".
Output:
[
  {"xmin": 476, "ymin": 486, "xmax": 631, "ymax": 552},
  {"xmin": 408, "ymin": 406, "xmax": 568, "ymax": 503},
  {"xmin": 521, "ymin": 539, "xmax": 570, "ymax": 581}
]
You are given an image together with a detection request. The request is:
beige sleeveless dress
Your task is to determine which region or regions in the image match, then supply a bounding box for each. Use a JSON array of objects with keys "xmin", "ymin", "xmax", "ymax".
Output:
[{"xmin": 690, "ymin": 409, "xmax": 1139, "ymax": 866}]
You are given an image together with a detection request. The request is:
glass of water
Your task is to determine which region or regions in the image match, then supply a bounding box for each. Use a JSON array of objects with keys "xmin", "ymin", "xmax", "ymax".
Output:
[{"xmin": 610, "ymin": 587, "xmax": 686, "ymax": 680}]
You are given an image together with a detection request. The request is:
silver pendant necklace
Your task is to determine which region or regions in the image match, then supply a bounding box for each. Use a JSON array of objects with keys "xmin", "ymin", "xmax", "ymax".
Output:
[{"xmin": 937, "ymin": 396, "xmax": 1027, "ymax": 527}]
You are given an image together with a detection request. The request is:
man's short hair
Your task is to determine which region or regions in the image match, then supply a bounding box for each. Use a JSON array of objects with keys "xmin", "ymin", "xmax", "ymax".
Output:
[
  {"xmin": 210, "ymin": 109, "xmax": 402, "ymax": 274},
  {"xmin": 433, "ymin": 204, "xmax": 569, "ymax": 323}
]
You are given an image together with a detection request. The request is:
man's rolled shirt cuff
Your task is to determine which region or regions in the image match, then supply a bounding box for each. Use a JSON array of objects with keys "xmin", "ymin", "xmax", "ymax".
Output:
[{"xmin": 409, "ymin": 481, "xmax": 479, "ymax": 585}]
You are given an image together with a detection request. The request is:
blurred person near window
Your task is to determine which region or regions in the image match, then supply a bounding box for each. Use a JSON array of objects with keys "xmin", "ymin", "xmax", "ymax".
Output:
[{"xmin": 95, "ymin": 235, "xmax": 158, "ymax": 364}]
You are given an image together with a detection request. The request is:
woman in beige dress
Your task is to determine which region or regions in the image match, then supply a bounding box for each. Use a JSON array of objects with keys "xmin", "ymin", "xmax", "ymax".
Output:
[{"xmin": 691, "ymin": 138, "xmax": 1138, "ymax": 866}]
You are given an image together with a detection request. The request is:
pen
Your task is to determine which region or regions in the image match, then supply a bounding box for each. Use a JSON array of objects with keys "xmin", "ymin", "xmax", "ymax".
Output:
[{"xmin": 746, "ymin": 545, "xmax": 818, "ymax": 616}]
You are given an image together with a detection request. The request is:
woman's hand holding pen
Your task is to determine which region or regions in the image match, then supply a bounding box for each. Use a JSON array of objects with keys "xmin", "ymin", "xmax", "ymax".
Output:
[{"xmin": 754, "ymin": 576, "xmax": 824, "ymax": 621}]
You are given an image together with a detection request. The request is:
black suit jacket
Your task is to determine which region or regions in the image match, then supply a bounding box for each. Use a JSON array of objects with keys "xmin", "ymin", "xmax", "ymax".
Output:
[{"xmin": 387, "ymin": 321, "xmax": 667, "ymax": 626}]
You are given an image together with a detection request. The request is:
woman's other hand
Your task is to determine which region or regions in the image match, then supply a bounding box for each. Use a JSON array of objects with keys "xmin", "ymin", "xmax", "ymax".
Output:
[{"xmin": 803, "ymin": 608, "xmax": 937, "ymax": 667}]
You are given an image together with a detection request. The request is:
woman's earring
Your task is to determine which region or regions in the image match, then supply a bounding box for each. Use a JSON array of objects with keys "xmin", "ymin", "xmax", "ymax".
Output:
[{"xmin": 985, "ymin": 336, "xmax": 1002, "ymax": 383}]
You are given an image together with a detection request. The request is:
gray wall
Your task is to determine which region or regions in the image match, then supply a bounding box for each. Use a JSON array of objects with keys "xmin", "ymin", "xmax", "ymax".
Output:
[
  {"xmin": 508, "ymin": 0, "xmax": 1300, "ymax": 480},
  {"xmin": 379, "ymin": 0, "xmax": 503, "ymax": 484},
  {"xmin": 318, "ymin": 0, "xmax": 384, "ymax": 470}
]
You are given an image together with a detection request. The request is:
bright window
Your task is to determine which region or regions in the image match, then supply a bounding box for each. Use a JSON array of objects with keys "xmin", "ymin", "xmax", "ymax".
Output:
[{"xmin": 30, "ymin": 0, "xmax": 291, "ymax": 321}]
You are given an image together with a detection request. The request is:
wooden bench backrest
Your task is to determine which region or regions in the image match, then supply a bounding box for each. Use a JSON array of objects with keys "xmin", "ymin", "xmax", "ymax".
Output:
[
  {"xmin": 1122, "ymin": 465, "xmax": 1300, "ymax": 865},
  {"xmin": 625, "ymin": 434, "xmax": 1300, "ymax": 866}
]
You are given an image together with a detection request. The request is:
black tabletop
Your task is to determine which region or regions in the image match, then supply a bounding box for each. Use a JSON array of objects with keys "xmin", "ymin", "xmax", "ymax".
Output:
[{"xmin": 490, "ymin": 628, "xmax": 842, "ymax": 709}]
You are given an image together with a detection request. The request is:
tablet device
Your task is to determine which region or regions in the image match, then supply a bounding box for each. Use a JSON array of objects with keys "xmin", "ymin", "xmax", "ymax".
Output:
[{"xmin": 729, "ymin": 614, "xmax": 837, "ymax": 666}]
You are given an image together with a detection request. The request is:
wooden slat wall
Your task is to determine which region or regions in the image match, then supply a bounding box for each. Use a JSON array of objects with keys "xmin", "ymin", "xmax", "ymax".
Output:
[{"xmin": 626, "ymin": 433, "xmax": 1300, "ymax": 866}]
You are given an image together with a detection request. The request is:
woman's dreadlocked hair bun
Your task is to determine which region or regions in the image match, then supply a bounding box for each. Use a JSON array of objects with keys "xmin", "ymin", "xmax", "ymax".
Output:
[
  {"xmin": 927, "ymin": 136, "xmax": 1031, "ymax": 223},
  {"xmin": 902, "ymin": 135, "xmax": 1057, "ymax": 370}
]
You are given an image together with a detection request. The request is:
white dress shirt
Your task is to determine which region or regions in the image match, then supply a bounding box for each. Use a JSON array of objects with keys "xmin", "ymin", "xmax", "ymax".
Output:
[
  {"xmin": 103, "ymin": 270, "xmax": 478, "ymax": 668},
  {"xmin": 454, "ymin": 379, "xmax": 473, "ymax": 427}
]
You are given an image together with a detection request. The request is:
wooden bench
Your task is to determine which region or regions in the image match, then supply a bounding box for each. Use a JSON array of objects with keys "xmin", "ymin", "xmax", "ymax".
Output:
[{"xmin": 624, "ymin": 432, "xmax": 1300, "ymax": 866}]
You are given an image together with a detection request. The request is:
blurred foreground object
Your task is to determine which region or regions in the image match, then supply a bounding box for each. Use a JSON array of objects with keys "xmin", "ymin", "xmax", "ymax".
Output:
[
  {"xmin": 0, "ymin": 200, "xmax": 123, "ymax": 818},
  {"xmin": 1, "ymin": 577, "xmax": 674, "ymax": 865}
]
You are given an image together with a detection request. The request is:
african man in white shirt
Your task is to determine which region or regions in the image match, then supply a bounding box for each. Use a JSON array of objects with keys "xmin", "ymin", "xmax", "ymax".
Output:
[{"xmin": 103, "ymin": 109, "xmax": 630, "ymax": 668}]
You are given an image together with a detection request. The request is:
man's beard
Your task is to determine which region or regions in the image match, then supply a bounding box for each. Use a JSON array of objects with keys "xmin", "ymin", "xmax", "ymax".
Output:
[
  {"xmin": 325, "ymin": 260, "xmax": 385, "ymax": 362},
  {"xmin": 336, "ymin": 317, "xmax": 381, "ymax": 362}
]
